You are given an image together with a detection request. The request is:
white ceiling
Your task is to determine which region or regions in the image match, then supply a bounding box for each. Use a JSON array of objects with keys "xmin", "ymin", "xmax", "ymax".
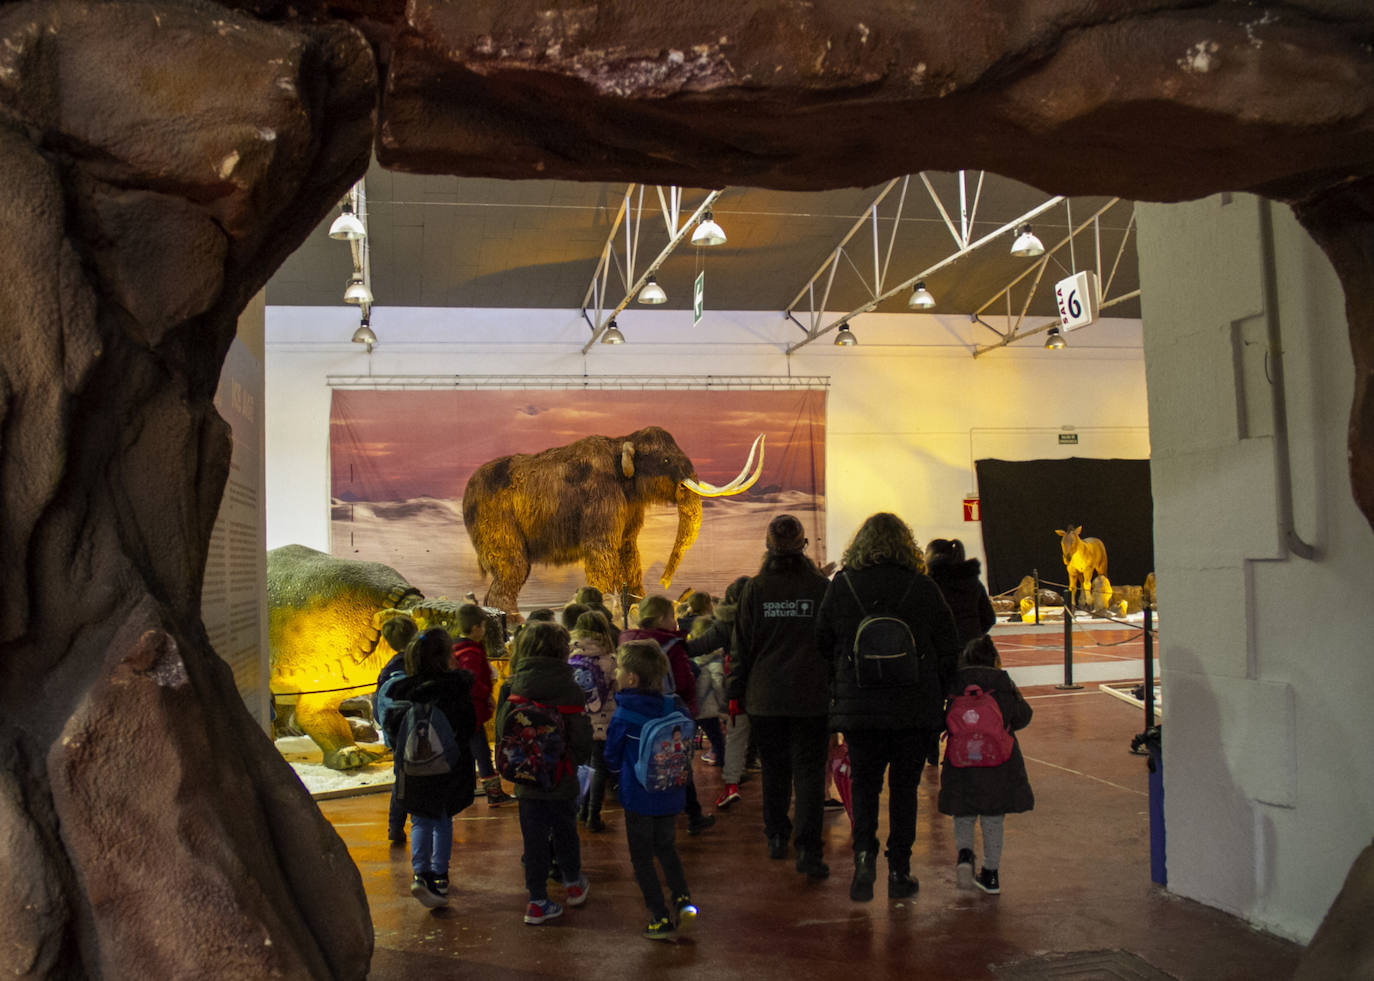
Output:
[{"xmin": 266, "ymin": 161, "xmax": 1140, "ymax": 326}]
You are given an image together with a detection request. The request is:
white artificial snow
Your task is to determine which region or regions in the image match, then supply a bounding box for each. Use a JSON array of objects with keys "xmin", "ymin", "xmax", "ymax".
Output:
[{"xmin": 275, "ymin": 736, "xmax": 394, "ymax": 798}]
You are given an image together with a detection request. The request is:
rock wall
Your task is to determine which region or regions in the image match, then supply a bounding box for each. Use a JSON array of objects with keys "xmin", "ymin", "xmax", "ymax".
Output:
[{"xmin": 0, "ymin": 3, "xmax": 376, "ymax": 977}]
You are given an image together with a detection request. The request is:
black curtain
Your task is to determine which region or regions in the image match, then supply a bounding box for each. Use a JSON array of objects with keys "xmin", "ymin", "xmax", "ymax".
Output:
[{"xmin": 974, "ymin": 458, "xmax": 1154, "ymax": 596}]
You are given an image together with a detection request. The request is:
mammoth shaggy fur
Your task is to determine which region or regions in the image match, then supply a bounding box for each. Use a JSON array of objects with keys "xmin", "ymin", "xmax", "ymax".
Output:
[{"xmin": 464, "ymin": 426, "xmax": 714, "ymax": 614}]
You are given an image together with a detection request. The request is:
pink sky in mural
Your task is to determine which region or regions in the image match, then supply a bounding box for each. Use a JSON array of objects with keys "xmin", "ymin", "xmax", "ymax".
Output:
[{"xmin": 330, "ymin": 389, "xmax": 826, "ymax": 502}]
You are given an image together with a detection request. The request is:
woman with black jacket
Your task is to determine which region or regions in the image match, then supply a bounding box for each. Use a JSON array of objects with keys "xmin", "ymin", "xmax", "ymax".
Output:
[
  {"xmin": 925, "ymin": 538, "xmax": 996, "ymax": 646},
  {"xmin": 815, "ymin": 513, "xmax": 960, "ymax": 902},
  {"xmin": 728, "ymin": 515, "xmax": 832, "ymax": 879}
]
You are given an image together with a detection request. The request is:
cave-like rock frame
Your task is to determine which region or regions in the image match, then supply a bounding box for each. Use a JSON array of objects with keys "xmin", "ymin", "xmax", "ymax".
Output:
[{"xmin": 0, "ymin": 1, "xmax": 1370, "ymax": 976}]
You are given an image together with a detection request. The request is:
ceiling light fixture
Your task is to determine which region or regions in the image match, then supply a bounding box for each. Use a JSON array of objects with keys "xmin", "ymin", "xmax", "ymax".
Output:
[
  {"xmin": 908, "ymin": 281, "xmax": 936, "ymax": 310},
  {"xmin": 352, "ymin": 316, "xmax": 377, "ymax": 346},
  {"xmin": 1044, "ymin": 326, "xmax": 1067, "ymax": 350},
  {"xmin": 1011, "ymin": 224, "xmax": 1045, "ymax": 257},
  {"xmin": 691, "ymin": 211, "xmax": 727, "ymax": 247},
  {"xmin": 601, "ymin": 320, "xmax": 626, "ymax": 344},
  {"xmin": 833, "ymin": 323, "xmax": 858, "ymax": 346},
  {"xmin": 344, "ymin": 273, "xmax": 373, "ymax": 305},
  {"xmin": 638, "ymin": 275, "xmax": 667, "ymax": 304},
  {"xmin": 329, "ymin": 202, "xmax": 366, "ymax": 241}
]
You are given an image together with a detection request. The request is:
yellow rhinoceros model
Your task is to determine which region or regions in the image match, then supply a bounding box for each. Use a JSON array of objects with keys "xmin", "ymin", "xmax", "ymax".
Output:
[{"xmin": 267, "ymin": 544, "xmax": 473, "ymax": 770}]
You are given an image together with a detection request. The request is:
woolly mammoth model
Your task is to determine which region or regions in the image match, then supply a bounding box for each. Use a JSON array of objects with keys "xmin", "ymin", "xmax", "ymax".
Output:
[
  {"xmin": 267, "ymin": 544, "xmax": 490, "ymax": 769},
  {"xmin": 1056, "ymin": 524, "xmax": 1108, "ymax": 607},
  {"xmin": 464, "ymin": 426, "xmax": 764, "ymax": 614}
]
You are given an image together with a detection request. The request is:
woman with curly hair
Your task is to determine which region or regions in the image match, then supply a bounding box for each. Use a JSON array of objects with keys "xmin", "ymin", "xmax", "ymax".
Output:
[{"xmin": 815, "ymin": 512, "xmax": 960, "ymax": 902}]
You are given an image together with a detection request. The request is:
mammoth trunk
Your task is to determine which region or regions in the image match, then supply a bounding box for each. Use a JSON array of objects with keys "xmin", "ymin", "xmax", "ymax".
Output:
[{"xmin": 660, "ymin": 486, "xmax": 703, "ymax": 587}]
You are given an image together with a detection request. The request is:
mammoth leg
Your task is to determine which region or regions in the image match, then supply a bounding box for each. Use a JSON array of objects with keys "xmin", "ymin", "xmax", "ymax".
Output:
[
  {"xmin": 618, "ymin": 512, "xmax": 646, "ymax": 599},
  {"xmin": 582, "ymin": 544, "xmax": 620, "ymax": 597},
  {"xmin": 484, "ymin": 549, "xmax": 530, "ymax": 617},
  {"xmin": 294, "ymin": 693, "xmax": 385, "ymax": 771},
  {"xmin": 618, "ymin": 539, "xmax": 645, "ymax": 599}
]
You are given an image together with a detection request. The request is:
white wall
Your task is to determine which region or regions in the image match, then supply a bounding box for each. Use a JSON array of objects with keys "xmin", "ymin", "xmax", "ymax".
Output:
[
  {"xmin": 1138, "ymin": 194, "xmax": 1374, "ymax": 942},
  {"xmin": 266, "ymin": 305, "xmax": 1148, "ymax": 584},
  {"xmin": 207, "ymin": 291, "xmax": 271, "ymax": 729}
]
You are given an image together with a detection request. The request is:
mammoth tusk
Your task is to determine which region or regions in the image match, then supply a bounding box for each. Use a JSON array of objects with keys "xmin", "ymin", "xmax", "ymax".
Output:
[{"xmin": 682, "ymin": 434, "xmax": 765, "ymax": 498}]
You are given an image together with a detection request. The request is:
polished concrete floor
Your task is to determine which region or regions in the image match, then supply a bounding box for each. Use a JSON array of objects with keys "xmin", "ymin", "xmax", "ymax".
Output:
[{"xmin": 321, "ymin": 688, "xmax": 1300, "ymax": 980}]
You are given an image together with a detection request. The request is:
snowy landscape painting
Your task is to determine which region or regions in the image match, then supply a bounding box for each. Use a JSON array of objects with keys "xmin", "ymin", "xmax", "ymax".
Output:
[{"xmin": 329, "ymin": 388, "xmax": 827, "ymax": 610}]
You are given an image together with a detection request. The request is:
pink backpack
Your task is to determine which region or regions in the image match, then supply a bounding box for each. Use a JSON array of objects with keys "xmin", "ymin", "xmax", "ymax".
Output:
[{"xmin": 945, "ymin": 685, "xmax": 1015, "ymax": 768}]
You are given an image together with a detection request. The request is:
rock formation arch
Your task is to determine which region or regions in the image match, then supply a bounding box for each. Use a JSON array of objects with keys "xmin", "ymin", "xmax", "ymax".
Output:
[{"xmin": 2, "ymin": 1, "xmax": 1370, "ymax": 975}]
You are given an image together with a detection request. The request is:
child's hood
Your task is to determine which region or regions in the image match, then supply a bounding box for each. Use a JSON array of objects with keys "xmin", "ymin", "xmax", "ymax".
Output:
[
  {"xmin": 452, "ymin": 637, "xmax": 486, "ymax": 657},
  {"xmin": 619, "ymin": 626, "xmax": 681, "ymax": 646},
  {"xmin": 510, "ymin": 656, "xmax": 582, "ymax": 703},
  {"xmin": 614, "ymin": 688, "xmax": 677, "ymax": 717}
]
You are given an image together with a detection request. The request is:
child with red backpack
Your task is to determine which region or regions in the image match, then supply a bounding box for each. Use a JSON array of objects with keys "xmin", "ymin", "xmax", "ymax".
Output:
[
  {"xmin": 938, "ymin": 635, "xmax": 1034, "ymax": 895},
  {"xmin": 493, "ymin": 622, "xmax": 593, "ymax": 925},
  {"xmin": 603, "ymin": 639, "xmax": 700, "ymax": 942}
]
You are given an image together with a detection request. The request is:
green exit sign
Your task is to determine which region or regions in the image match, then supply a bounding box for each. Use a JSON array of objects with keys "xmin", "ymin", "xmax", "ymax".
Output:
[{"xmin": 1059, "ymin": 432, "xmax": 1079, "ymax": 444}]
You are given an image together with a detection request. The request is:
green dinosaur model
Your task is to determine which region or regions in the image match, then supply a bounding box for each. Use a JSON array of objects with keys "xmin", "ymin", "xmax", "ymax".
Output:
[{"xmin": 267, "ymin": 544, "xmax": 477, "ymax": 770}]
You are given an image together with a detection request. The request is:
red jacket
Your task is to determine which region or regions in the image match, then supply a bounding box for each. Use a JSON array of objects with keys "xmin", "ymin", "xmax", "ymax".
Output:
[
  {"xmin": 619, "ymin": 626, "xmax": 696, "ymax": 716},
  {"xmin": 452, "ymin": 638, "xmax": 494, "ymax": 724}
]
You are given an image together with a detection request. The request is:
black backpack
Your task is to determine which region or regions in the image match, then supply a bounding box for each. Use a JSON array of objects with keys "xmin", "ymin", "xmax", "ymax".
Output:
[{"xmin": 844, "ymin": 572, "xmax": 919, "ymax": 688}]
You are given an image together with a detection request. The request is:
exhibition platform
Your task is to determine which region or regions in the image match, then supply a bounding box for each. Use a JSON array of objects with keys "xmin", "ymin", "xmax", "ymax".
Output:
[{"xmin": 320, "ymin": 683, "xmax": 1296, "ymax": 980}]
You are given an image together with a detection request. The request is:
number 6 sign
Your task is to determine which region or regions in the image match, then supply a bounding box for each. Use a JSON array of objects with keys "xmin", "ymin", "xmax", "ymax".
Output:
[{"xmin": 1054, "ymin": 270, "xmax": 1100, "ymax": 332}]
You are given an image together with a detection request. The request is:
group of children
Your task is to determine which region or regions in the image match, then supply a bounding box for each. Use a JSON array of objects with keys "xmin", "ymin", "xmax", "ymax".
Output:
[
  {"xmin": 378, "ymin": 594, "xmax": 703, "ymax": 940},
  {"xmin": 374, "ymin": 574, "xmax": 1033, "ymax": 938}
]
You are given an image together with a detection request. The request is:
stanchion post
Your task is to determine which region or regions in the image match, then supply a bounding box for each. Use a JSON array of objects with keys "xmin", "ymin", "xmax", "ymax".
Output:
[
  {"xmin": 1057, "ymin": 605, "xmax": 1082, "ymax": 690},
  {"xmin": 1033, "ymin": 568, "xmax": 1041, "ymax": 626},
  {"xmin": 1143, "ymin": 602, "xmax": 1155, "ymax": 727}
]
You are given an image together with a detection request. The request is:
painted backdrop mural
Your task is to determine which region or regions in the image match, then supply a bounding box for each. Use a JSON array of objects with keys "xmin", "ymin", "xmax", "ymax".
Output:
[{"xmin": 329, "ymin": 388, "xmax": 826, "ymax": 609}]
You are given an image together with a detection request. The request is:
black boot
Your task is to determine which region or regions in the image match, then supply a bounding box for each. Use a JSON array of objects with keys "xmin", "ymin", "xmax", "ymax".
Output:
[
  {"xmin": 850, "ymin": 851, "xmax": 877, "ymax": 902},
  {"xmin": 585, "ymin": 769, "xmax": 607, "ymax": 830},
  {"xmin": 796, "ymin": 847, "xmax": 830, "ymax": 880},
  {"xmin": 887, "ymin": 854, "xmax": 919, "ymax": 899}
]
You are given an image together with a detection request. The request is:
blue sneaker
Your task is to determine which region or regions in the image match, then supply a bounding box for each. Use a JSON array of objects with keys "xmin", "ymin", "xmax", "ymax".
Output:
[{"xmin": 524, "ymin": 899, "xmax": 564, "ymax": 925}]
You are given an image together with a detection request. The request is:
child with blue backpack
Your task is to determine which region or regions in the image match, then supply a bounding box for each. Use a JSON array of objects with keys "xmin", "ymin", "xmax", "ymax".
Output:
[
  {"xmin": 383, "ymin": 627, "xmax": 477, "ymax": 910},
  {"xmin": 570, "ymin": 609, "xmax": 620, "ymax": 831},
  {"xmin": 494, "ymin": 621, "xmax": 593, "ymax": 925},
  {"xmin": 603, "ymin": 639, "xmax": 700, "ymax": 942}
]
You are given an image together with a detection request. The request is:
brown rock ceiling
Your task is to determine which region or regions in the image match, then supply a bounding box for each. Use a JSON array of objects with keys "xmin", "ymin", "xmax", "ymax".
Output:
[{"xmin": 0, "ymin": 0, "xmax": 1370, "ymax": 976}]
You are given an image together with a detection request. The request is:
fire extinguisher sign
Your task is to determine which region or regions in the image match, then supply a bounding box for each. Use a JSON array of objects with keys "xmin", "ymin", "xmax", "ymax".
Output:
[{"xmin": 962, "ymin": 497, "xmax": 981, "ymax": 522}]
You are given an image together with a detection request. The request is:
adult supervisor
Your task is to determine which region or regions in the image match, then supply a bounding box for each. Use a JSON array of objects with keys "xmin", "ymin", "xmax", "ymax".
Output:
[{"xmin": 815, "ymin": 512, "xmax": 960, "ymax": 901}]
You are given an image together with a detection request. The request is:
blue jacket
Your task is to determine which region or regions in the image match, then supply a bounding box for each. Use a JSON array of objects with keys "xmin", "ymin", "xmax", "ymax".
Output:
[
  {"xmin": 604, "ymin": 688, "xmax": 690, "ymax": 817},
  {"xmin": 373, "ymin": 652, "xmax": 408, "ymax": 748}
]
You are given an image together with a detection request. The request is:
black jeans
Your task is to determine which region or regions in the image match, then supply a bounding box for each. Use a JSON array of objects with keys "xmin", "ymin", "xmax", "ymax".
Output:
[
  {"xmin": 697, "ymin": 716, "xmax": 725, "ymax": 760},
  {"xmin": 517, "ymin": 797, "xmax": 581, "ymax": 900},
  {"xmin": 751, "ymin": 714, "xmax": 830, "ymax": 851},
  {"xmin": 469, "ymin": 729, "xmax": 495, "ymax": 780},
  {"xmin": 625, "ymin": 810, "xmax": 690, "ymax": 919},
  {"xmin": 388, "ymin": 784, "xmax": 407, "ymax": 837},
  {"xmin": 684, "ymin": 772, "xmax": 703, "ymax": 821},
  {"xmin": 842, "ymin": 727, "xmax": 936, "ymax": 861},
  {"xmin": 584, "ymin": 739, "xmax": 609, "ymax": 817}
]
